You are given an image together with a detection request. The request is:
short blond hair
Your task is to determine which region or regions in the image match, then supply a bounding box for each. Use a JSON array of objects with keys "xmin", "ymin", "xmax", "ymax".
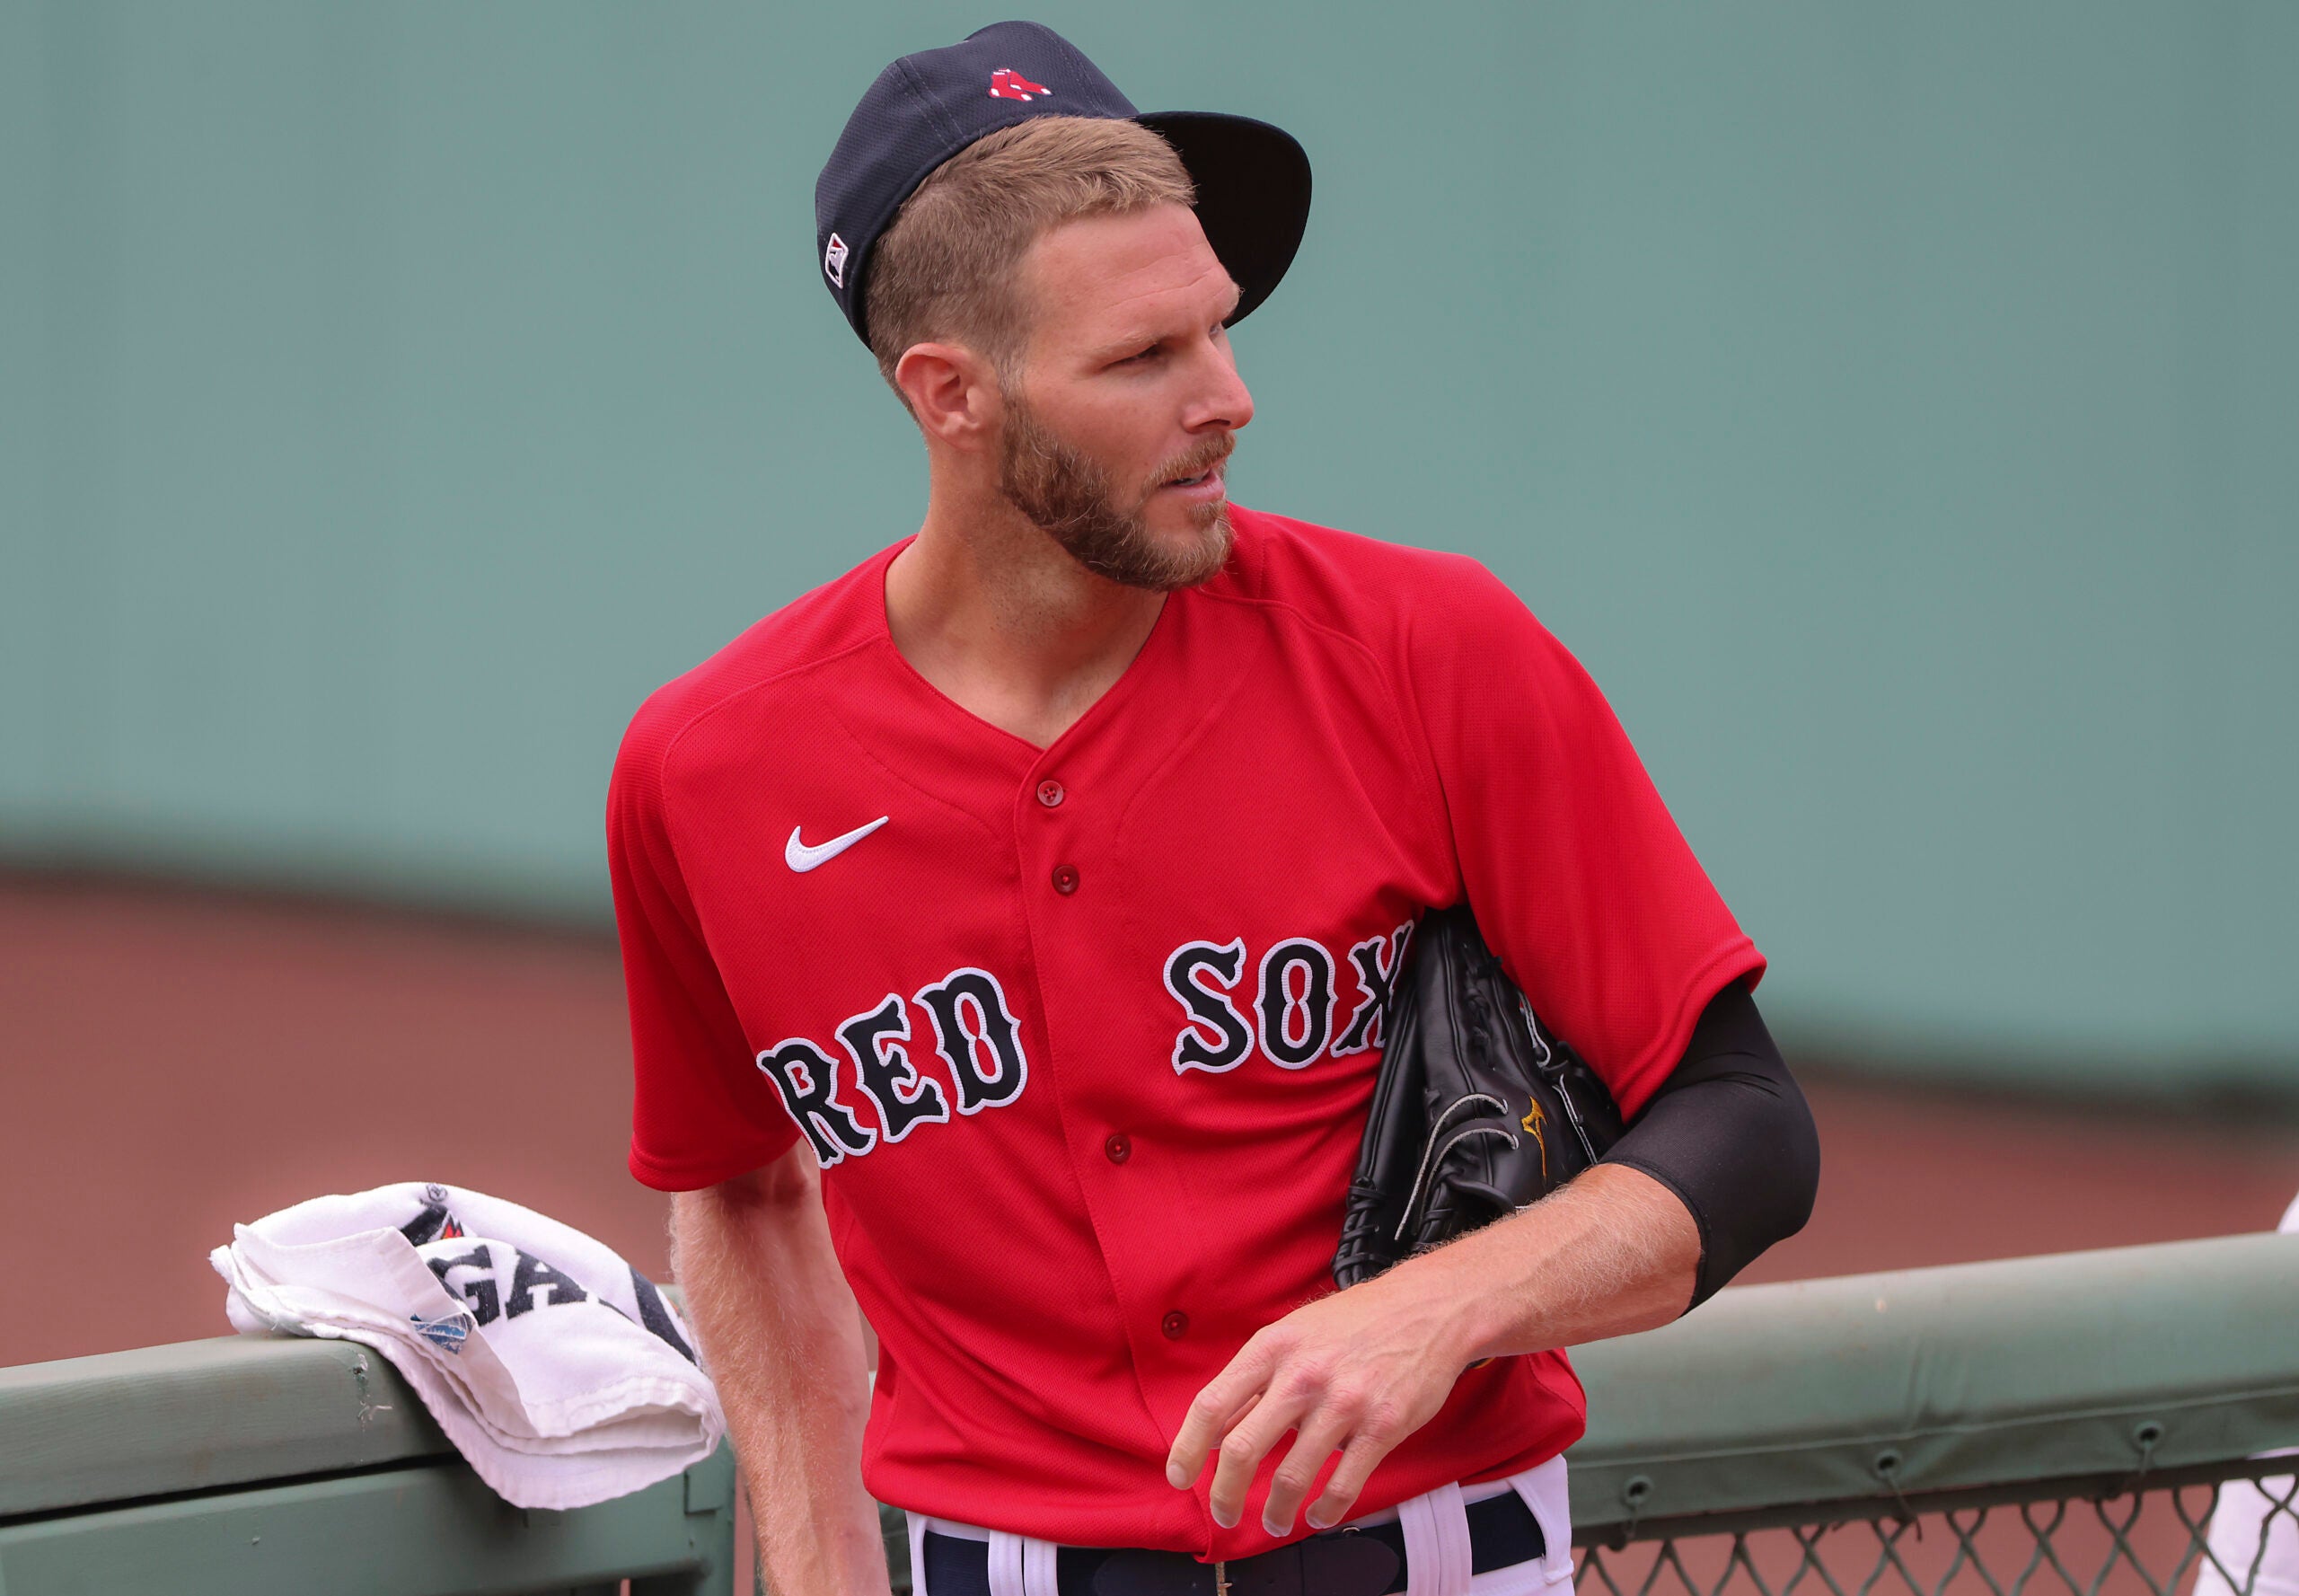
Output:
[{"xmin": 864, "ymin": 117, "xmax": 1194, "ymax": 392}]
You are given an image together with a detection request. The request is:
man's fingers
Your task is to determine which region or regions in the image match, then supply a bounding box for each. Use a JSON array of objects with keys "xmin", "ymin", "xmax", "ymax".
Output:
[
  {"xmin": 1205, "ymin": 1385, "xmax": 1310, "ymax": 1530},
  {"xmin": 1166, "ymin": 1385, "xmax": 1265, "ymax": 1490},
  {"xmin": 1165, "ymin": 1342, "xmax": 1280, "ymax": 1488},
  {"xmin": 1304, "ymin": 1426, "xmax": 1400, "ymax": 1532},
  {"xmin": 1257, "ymin": 1405, "xmax": 1357, "ymax": 1538}
]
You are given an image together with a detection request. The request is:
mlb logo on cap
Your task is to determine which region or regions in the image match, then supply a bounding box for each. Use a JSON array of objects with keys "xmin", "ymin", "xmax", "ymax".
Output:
[{"xmin": 823, "ymin": 232, "xmax": 849, "ymax": 288}]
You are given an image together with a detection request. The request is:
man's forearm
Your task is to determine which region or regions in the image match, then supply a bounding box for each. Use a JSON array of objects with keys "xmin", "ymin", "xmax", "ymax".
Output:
[
  {"xmin": 673, "ymin": 1153, "xmax": 888, "ymax": 1596},
  {"xmin": 1405, "ymin": 1162, "xmax": 1702, "ymax": 1364}
]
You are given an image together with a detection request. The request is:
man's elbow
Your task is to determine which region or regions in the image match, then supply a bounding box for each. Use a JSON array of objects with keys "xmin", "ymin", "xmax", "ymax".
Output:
[
  {"xmin": 1772, "ymin": 1081, "xmax": 1821, "ymax": 1241},
  {"xmin": 1601, "ymin": 983, "xmax": 1821, "ymax": 1308}
]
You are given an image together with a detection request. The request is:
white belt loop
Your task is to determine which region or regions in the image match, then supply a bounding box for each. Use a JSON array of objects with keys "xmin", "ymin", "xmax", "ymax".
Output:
[
  {"xmin": 1399, "ymin": 1478, "xmax": 1475, "ymax": 1596},
  {"xmin": 987, "ymin": 1528, "xmax": 1028, "ymax": 1596},
  {"xmin": 1021, "ymin": 1533, "xmax": 1061, "ymax": 1596},
  {"xmin": 908, "ymin": 1510, "xmax": 931, "ymax": 1595},
  {"xmin": 1504, "ymin": 1454, "xmax": 1577, "ymax": 1588}
]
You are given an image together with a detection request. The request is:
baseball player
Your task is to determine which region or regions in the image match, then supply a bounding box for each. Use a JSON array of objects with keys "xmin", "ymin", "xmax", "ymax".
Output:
[{"xmin": 609, "ymin": 22, "xmax": 1819, "ymax": 1596}]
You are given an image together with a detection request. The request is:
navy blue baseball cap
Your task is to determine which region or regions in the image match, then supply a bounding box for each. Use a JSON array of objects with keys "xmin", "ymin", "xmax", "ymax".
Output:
[{"xmin": 815, "ymin": 20, "xmax": 1311, "ymax": 349}]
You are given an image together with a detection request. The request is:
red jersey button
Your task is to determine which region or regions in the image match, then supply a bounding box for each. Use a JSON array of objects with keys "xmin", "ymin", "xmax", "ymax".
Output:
[
  {"xmin": 1036, "ymin": 779, "xmax": 1065, "ymax": 808},
  {"xmin": 1160, "ymin": 1310, "xmax": 1189, "ymax": 1340},
  {"xmin": 1052, "ymin": 864, "xmax": 1079, "ymax": 895},
  {"xmin": 1104, "ymin": 1133, "xmax": 1132, "ymax": 1164}
]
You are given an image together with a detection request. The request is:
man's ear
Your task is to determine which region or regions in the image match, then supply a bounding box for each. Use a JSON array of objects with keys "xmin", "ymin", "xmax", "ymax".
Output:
[{"xmin": 894, "ymin": 341, "xmax": 1003, "ymax": 453}]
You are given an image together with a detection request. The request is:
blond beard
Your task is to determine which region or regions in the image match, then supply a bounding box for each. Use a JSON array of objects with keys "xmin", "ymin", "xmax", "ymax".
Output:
[{"xmin": 997, "ymin": 390, "xmax": 1234, "ymax": 592}]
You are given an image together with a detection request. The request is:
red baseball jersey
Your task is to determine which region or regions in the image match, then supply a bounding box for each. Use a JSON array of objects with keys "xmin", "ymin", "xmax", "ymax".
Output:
[{"xmin": 609, "ymin": 506, "xmax": 1763, "ymax": 1560}]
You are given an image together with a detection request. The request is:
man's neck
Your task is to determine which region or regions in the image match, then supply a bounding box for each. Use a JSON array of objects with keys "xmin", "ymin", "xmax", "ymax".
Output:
[{"xmin": 885, "ymin": 489, "xmax": 1166, "ymax": 751}]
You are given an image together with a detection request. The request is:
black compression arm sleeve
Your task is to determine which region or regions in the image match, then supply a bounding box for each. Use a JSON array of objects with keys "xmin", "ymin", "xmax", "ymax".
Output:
[{"xmin": 1600, "ymin": 983, "xmax": 1819, "ymax": 1310}]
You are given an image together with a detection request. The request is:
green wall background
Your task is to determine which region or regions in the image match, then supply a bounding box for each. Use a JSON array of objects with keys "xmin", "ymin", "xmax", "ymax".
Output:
[{"xmin": 4, "ymin": 3, "xmax": 2295, "ymax": 1092}]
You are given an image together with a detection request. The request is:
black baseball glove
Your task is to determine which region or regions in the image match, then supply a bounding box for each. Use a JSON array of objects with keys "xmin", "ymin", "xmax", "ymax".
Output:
[{"xmin": 1333, "ymin": 904, "xmax": 1625, "ymax": 1289}]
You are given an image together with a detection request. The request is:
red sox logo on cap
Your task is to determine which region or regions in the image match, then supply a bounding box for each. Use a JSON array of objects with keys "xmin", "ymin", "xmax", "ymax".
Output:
[
  {"xmin": 988, "ymin": 67, "xmax": 1052, "ymax": 101},
  {"xmin": 823, "ymin": 232, "xmax": 849, "ymax": 287}
]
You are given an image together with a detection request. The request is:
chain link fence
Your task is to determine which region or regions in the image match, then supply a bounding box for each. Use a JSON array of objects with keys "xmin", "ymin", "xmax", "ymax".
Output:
[{"xmin": 1577, "ymin": 1458, "xmax": 2299, "ymax": 1596}]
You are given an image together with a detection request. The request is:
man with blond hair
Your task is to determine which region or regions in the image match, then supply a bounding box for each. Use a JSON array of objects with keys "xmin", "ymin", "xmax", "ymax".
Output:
[{"xmin": 608, "ymin": 22, "xmax": 1817, "ymax": 1596}]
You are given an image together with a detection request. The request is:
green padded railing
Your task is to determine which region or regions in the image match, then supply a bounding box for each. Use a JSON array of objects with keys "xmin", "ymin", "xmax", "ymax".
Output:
[
  {"xmin": 4, "ymin": 1235, "xmax": 2295, "ymax": 1595},
  {"xmin": 0, "ymin": 1333, "xmax": 736, "ymax": 1595},
  {"xmin": 1568, "ymin": 1232, "xmax": 2299, "ymax": 1535},
  {"xmin": 1564, "ymin": 1233, "xmax": 2299, "ymax": 1594}
]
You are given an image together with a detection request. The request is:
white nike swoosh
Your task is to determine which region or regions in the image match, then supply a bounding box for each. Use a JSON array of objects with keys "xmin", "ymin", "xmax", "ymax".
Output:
[{"xmin": 785, "ymin": 816, "xmax": 889, "ymax": 873}]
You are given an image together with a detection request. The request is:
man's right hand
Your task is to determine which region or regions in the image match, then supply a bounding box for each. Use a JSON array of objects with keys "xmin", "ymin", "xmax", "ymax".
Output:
[{"xmin": 672, "ymin": 1146, "xmax": 893, "ymax": 1596}]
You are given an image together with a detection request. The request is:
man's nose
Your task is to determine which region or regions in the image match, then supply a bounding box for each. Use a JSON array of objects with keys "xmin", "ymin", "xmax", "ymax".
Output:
[{"xmin": 1185, "ymin": 345, "xmax": 1255, "ymax": 434}]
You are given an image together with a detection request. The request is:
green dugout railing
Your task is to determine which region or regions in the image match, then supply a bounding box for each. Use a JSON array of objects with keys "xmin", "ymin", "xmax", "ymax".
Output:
[
  {"xmin": 0, "ymin": 1333, "xmax": 736, "ymax": 1594},
  {"xmin": 1567, "ymin": 1233, "xmax": 2299, "ymax": 1596},
  {"xmin": 4, "ymin": 1234, "xmax": 2295, "ymax": 1595}
]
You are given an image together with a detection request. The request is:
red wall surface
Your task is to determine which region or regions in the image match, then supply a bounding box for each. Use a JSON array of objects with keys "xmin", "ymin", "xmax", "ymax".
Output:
[{"xmin": 7, "ymin": 872, "xmax": 2296, "ymax": 1374}]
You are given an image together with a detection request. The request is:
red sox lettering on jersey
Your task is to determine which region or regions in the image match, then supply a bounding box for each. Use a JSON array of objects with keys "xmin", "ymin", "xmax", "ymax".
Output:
[
  {"xmin": 753, "ymin": 921, "xmax": 1414, "ymax": 1166},
  {"xmin": 609, "ymin": 507, "xmax": 1763, "ymax": 1560}
]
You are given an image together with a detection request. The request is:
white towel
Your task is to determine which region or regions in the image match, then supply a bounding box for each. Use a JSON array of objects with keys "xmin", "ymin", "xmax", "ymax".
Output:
[{"xmin": 211, "ymin": 1181, "xmax": 725, "ymax": 1510}]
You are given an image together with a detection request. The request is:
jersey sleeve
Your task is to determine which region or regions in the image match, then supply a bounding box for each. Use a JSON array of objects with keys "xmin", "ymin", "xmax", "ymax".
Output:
[
  {"xmin": 1403, "ymin": 559, "xmax": 1766, "ymax": 1120},
  {"xmin": 609, "ymin": 715, "xmax": 800, "ymax": 1191}
]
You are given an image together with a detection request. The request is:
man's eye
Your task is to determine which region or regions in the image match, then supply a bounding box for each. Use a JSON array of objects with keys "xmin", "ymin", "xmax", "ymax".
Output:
[{"xmin": 1116, "ymin": 344, "xmax": 1160, "ymax": 366}]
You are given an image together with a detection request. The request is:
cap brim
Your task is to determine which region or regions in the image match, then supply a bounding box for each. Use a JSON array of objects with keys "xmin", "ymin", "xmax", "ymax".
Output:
[{"xmin": 1136, "ymin": 111, "xmax": 1311, "ymax": 328}]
